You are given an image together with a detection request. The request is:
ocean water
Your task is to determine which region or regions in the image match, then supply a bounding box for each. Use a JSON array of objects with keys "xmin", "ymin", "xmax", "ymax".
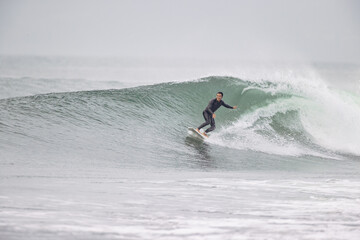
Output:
[{"xmin": 1, "ymin": 56, "xmax": 360, "ymax": 239}]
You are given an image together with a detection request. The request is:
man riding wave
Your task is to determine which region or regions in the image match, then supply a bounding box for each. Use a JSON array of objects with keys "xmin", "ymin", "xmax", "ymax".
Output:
[{"xmin": 196, "ymin": 92, "xmax": 237, "ymax": 137}]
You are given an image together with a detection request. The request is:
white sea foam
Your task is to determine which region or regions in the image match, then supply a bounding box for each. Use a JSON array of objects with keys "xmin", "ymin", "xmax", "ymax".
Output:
[
  {"xmin": 1, "ymin": 174, "xmax": 360, "ymax": 239},
  {"xmin": 210, "ymin": 69, "xmax": 360, "ymax": 157}
]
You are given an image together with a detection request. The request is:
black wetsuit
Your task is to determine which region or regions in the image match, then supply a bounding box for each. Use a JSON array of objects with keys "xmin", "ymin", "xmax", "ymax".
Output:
[{"xmin": 197, "ymin": 98, "xmax": 233, "ymax": 133}]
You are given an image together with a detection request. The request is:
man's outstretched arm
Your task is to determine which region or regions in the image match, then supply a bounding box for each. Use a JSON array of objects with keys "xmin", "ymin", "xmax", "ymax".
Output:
[{"xmin": 222, "ymin": 101, "xmax": 237, "ymax": 109}]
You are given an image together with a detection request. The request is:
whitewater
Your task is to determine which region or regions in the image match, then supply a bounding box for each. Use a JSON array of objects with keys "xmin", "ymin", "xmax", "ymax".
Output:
[{"xmin": 1, "ymin": 56, "xmax": 360, "ymax": 239}]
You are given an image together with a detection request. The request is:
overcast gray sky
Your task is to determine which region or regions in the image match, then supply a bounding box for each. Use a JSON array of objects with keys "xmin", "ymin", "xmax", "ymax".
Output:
[{"xmin": 0, "ymin": 0, "xmax": 359, "ymax": 63}]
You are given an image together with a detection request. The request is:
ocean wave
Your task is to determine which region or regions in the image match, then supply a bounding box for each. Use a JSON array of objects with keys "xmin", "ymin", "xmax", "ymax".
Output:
[{"xmin": 1, "ymin": 76, "xmax": 359, "ymax": 160}]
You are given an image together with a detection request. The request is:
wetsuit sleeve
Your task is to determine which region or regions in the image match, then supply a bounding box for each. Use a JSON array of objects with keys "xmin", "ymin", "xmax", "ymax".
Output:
[
  {"xmin": 205, "ymin": 99, "xmax": 215, "ymax": 114},
  {"xmin": 222, "ymin": 101, "xmax": 233, "ymax": 109}
]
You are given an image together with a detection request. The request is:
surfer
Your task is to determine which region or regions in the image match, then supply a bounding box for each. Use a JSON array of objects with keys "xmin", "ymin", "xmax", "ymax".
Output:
[{"xmin": 196, "ymin": 92, "xmax": 237, "ymax": 137}]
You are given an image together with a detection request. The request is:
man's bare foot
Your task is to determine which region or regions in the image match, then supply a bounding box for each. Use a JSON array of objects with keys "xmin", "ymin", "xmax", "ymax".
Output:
[{"xmin": 196, "ymin": 128, "xmax": 208, "ymax": 137}]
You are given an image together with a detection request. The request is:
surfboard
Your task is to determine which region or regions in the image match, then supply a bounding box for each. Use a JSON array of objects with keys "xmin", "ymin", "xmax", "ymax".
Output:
[{"xmin": 187, "ymin": 127, "xmax": 208, "ymax": 139}]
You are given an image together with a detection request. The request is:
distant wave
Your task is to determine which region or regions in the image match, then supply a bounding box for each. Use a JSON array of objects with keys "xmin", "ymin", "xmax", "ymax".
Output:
[{"xmin": 0, "ymin": 77, "xmax": 125, "ymax": 99}]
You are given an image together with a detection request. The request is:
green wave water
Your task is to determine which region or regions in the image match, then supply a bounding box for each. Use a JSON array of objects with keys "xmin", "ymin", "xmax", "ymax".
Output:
[{"xmin": 1, "ymin": 76, "xmax": 359, "ymax": 169}]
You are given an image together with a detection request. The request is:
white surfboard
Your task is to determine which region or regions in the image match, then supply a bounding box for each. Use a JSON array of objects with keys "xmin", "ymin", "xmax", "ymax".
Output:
[{"xmin": 187, "ymin": 127, "xmax": 208, "ymax": 139}]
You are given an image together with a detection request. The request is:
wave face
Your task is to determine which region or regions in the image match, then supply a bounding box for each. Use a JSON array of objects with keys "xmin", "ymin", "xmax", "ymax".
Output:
[{"xmin": 1, "ymin": 76, "xmax": 360, "ymax": 167}]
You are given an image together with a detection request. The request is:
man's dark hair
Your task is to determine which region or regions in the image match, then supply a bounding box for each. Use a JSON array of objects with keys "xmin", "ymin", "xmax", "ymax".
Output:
[{"xmin": 217, "ymin": 92, "xmax": 223, "ymax": 97}]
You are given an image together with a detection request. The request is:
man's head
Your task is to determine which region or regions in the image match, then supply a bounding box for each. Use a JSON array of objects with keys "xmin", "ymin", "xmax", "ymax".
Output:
[{"xmin": 216, "ymin": 92, "xmax": 223, "ymax": 101}]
